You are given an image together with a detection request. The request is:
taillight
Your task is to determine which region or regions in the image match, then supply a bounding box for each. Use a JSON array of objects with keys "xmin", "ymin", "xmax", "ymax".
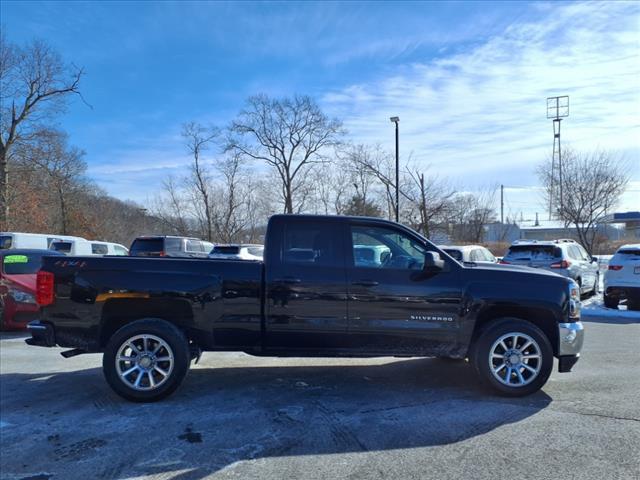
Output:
[
  {"xmin": 36, "ymin": 271, "xmax": 55, "ymax": 306},
  {"xmin": 608, "ymin": 265, "xmax": 623, "ymax": 271},
  {"xmin": 551, "ymin": 260, "xmax": 571, "ymax": 269}
]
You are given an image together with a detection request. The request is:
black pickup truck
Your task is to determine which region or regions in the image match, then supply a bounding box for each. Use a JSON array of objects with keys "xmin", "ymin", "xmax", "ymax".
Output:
[{"xmin": 27, "ymin": 215, "xmax": 584, "ymax": 401}]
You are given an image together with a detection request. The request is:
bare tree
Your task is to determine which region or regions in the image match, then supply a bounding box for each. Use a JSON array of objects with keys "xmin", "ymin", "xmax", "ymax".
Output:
[
  {"xmin": 0, "ymin": 35, "xmax": 84, "ymax": 229},
  {"xmin": 345, "ymin": 144, "xmax": 403, "ymax": 220},
  {"xmin": 537, "ymin": 149, "xmax": 629, "ymax": 253},
  {"xmin": 182, "ymin": 122, "xmax": 219, "ymax": 241},
  {"xmin": 152, "ymin": 176, "xmax": 192, "ymax": 236},
  {"xmin": 449, "ymin": 187, "xmax": 498, "ymax": 243},
  {"xmin": 227, "ymin": 94, "xmax": 344, "ymax": 214},
  {"xmin": 404, "ymin": 166, "xmax": 456, "ymax": 239},
  {"xmin": 21, "ymin": 129, "xmax": 88, "ymax": 234}
]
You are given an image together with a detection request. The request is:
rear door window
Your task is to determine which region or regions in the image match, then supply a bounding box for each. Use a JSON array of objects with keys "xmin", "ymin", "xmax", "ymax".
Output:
[
  {"xmin": 186, "ymin": 240, "xmax": 203, "ymax": 252},
  {"xmin": 50, "ymin": 241, "xmax": 72, "ymax": 253},
  {"xmin": 91, "ymin": 243, "xmax": 108, "ymax": 255},
  {"xmin": 283, "ymin": 222, "xmax": 341, "ymax": 266},
  {"xmin": 164, "ymin": 238, "xmax": 183, "ymax": 253}
]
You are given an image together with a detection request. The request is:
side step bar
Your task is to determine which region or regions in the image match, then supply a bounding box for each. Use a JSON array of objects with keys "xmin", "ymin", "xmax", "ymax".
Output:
[{"xmin": 60, "ymin": 348, "xmax": 87, "ymax": 358}]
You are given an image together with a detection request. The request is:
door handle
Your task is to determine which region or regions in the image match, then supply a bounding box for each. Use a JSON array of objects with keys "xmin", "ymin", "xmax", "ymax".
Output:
[
  {"xmin": 352, "ymin": 280, "xmax": 379, "ymax": 287},
  {"xmin": 274, "ymin": 277, "xmax": 302, "ymax": 284}
]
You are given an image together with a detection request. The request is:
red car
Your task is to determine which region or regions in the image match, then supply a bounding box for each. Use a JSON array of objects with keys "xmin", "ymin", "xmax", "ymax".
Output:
[{"xmin": 0, "ymin": 249, "xmax": 64, "ymax": 330}]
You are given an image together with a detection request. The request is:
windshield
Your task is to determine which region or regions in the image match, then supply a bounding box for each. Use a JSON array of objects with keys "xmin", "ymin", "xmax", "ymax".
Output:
[
  {"xmin": 212, "ymin": 246, "xmax": 241, "ymax": 255},
  {"xmin": 504, "ymin": 245, "xmax": 560, "ymax": 261},
  {"xmin": 130, "ymin": 238, "xmax": 164, "ymax": 256}
]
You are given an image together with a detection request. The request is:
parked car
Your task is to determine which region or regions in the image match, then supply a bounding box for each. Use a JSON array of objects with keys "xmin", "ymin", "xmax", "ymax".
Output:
[
  {"xmin": 0, "ymin": 232, "xmax": 82, "ymax": 250},
  {"xmin": 209, "ymin": 244, "xmax": 264, "ymax": 261},
  {"xmin": 129, "ymin": 236, "xmax": 212, "ymax": 258},
  {"xmin": 50, "ymin": 238, "xmax": 129, "ymax": 256},
  {"xmin": 0, "ymin": 249, "xmax": 65, "ymax": 330},
  {"xmin": 438, "ymin": 245, "xmax": 497, "ymax": 264},
  {"xmin": 27, "ymin": 214, "xmax": 583, "ymax": 402},
  {"xmin": 604, "ymin": 244, "xmax": 640, "ymax": 310},
  {"xmin": 500, "ymin": 239, "xmax": 599, "ymax": 295}
]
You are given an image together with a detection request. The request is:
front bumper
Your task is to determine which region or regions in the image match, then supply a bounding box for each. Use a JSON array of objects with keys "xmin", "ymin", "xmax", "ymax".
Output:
[
  {"xmin": 25, "ymin": 320, "xmax": 56, "ymax": 347},
  {"xmin": 557, "ymin": 321, "xmax": 584, "ymax": 372}
]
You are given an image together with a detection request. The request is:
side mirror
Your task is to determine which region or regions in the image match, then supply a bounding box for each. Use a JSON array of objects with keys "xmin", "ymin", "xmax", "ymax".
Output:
[
  {"xmin": 591, "ymin": 256, "xmax": 598, "ymax": 263},
  {"xmin": 424, "ymin": 251, "xmax": 445, "ymax": 272}
]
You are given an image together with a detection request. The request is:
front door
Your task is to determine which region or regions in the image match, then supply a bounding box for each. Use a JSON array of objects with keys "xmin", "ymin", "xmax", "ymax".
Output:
[
  {"xmin": 264, "ymin": 217, "xmax": 349, "ymax": 351},
  {"xmin": 346, "ymin": 221, "xmax": 463, "ymax": 354}
]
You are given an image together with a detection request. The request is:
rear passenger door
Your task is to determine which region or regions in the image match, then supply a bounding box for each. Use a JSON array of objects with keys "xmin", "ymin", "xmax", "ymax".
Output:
[{"xmin": 264, "ymin": 217, "xmax": 349, "ymax": 351}]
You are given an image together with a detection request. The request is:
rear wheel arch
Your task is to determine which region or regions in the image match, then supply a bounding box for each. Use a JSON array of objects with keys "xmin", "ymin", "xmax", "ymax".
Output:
[{"xmin": 99, "ymin": 298, "xmax": 194, "ymax": 348}]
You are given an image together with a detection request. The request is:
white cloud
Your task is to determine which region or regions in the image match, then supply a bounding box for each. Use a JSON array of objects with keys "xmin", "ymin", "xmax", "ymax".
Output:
[{"xmin": 321, "ymin": 1, "xmax": 640, "ymax": 217}]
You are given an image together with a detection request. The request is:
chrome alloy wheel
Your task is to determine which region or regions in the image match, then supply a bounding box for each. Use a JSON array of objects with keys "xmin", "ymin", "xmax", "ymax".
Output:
[
  {"xmin": 489, "ymin": 332, "xmax": 542, "ymax": 387},
  {"xmin": 115, "ymin": 334, "xmax": 174, "ymax": 391}
]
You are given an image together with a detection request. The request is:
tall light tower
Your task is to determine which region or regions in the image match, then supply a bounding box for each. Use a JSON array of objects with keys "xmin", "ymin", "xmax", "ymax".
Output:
[
  {"xmin": 390, "ymin": 116, "xmax": 400, "ymax": 222},
  {"xmin": 546, "ymin": 96, "xmax": 569, "ymax": 220}
]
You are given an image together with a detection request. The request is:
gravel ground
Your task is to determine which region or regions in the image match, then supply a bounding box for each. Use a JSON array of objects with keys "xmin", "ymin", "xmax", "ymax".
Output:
[{"xmin": 1, "ymin": 302, "xmax": 639, "ymax": 480}]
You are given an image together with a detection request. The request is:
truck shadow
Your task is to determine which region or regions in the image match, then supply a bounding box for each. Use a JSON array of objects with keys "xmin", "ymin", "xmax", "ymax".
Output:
[{"xmin": 0, "ymin": 357, "xmax": 552, "ymax": 479}]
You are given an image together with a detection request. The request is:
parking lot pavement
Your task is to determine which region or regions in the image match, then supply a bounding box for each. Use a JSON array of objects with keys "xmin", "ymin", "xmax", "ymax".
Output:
[{"xmin": 1, "ymin": 310, "xmax": 639, "ymax": 480}]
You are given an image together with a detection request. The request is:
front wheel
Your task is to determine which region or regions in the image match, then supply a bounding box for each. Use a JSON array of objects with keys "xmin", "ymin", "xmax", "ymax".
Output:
[
  {"xmin": 103, "ymin": 319, "xmax": 191, "ymax": 402},
  {"xmin": 470, "ymin": 318, "xmax": 553, "ymax": 397}
]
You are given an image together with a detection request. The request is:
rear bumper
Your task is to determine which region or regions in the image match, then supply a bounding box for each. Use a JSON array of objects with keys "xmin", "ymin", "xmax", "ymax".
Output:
[
  {"xmin": 25, "ymin": 320, "xmax": 56, "ymax": 347},
  {"xmin": 604, "ymin": 286, "xmax": 640, "ymax": 301}
]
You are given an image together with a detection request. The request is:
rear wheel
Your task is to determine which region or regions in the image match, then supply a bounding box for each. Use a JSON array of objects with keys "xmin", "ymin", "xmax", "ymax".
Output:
[
  {"xmin": 604, "ymin": 293, "xmax": 619, "ymax": 309},
  {"xmin": 470, "ymin": 318, "xmax": 553, "ymax": 397},
  {"xmin": 103, "ymin": 319, "xmax": 190, "ymax": 402}
]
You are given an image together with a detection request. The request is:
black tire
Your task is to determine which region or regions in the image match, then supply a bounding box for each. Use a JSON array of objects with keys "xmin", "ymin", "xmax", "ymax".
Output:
[
  {"xmin": 603, "ymin": 293, "xmax": 619, "ymax": 309},
  {"xmin": 470, "ymin": 318, "xmax": 553, "ymax": 397},
  {"xmin": 103, "ymin": 318, "xmax": 190, "ymax": 402}
]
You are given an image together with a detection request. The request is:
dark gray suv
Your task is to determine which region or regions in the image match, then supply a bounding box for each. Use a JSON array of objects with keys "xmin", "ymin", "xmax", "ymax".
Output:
[{"xmin": 501, "ymin": 239, "xmax": 599, "ymax": 295}]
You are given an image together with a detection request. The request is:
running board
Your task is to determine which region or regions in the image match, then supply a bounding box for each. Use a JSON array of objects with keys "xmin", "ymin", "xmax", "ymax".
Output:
[{"xmin": 60, "ymin": 348, "xmax": 87, "ymax": 358}]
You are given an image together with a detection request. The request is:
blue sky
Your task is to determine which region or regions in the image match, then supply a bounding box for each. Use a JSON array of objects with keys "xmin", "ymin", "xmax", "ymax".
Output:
[{"xmin": 2, "ymin": 0, "xmax": 639, "ymax": 219}]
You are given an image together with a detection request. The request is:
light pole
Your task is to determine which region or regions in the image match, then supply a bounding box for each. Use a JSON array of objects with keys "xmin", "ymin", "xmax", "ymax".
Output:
[{"xmin": 390, "ymin": 116, "xmax": 400, "ymax": 222}]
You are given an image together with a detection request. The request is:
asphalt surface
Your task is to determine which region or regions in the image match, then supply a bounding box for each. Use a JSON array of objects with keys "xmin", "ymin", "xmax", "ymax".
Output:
[{"xmin": 1, "ymin": 300, "xmax": 639, "ymax": 480}]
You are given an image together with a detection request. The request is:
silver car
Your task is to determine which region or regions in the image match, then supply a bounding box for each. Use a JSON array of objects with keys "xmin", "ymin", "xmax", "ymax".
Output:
[{"xmin": 500, "ymin": 239, "xmax": 599, "ymax": 295}]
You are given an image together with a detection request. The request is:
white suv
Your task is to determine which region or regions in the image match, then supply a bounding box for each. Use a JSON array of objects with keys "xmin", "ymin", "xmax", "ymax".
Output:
[
  {"xmin": 604, "ymin": 244, "xmax": 640, "ymax": 310},
  {"xmin": 209, "ymin": 244, "xmax": 264, "ymax": 261}
]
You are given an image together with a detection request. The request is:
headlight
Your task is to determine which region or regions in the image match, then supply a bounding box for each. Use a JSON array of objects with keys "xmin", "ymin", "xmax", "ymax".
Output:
[{"xmin": 10, "ymin": 290, "xmax": 36, "ymax": 304}]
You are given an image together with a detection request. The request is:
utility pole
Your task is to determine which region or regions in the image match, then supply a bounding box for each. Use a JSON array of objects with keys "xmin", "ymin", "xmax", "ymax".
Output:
[
  {"xmin": 500, "ymin": 184, "xmax": 504, "ymax": 224},
  {"xmin": 546, "ymin": 96, "xmax": 569, "ymax": 220},
  {"xmin": 390, "ymin": 116, "xmax": 400, "ymax": 222}
]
